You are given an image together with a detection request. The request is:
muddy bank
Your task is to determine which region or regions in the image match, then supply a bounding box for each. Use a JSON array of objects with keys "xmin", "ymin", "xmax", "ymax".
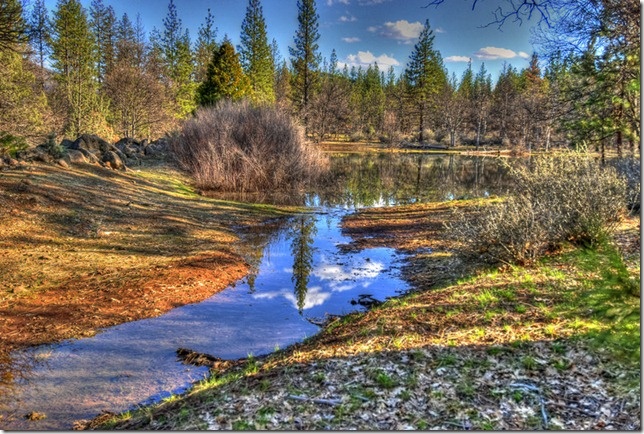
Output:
[{"xmin": 0, "ymin": 161, "xmax": 294, "ymax": 357}]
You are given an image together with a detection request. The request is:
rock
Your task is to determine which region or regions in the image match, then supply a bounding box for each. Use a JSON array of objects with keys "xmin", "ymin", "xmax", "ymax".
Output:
[
  {"xmin": 7, "ymin": 158, "xmax": 19, "ymax": 167},
  {"xmin": 102, "ymin": 151, "xmax": 125, "ymax": 170},
  {"xmin": 66, "ymin": 150, "xmax": 87, "ymax": 164},
  {"xmin": 78, "ymin": 148, "xmax": 101, "ymax": 165},
  {"xmin": 60, "ymin": 139, "xmax": 74, "ymax": 149},
  {"xmin": 57, "ymin": 159, "xmax": 69, "ymax": 169},
  {"xmin": 70, "ymin": 134, "xmax": 112, "ymax": 155}
]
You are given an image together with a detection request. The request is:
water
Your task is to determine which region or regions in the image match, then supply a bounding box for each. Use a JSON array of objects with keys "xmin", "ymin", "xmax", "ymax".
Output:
[{"xmin": 0, "ymin": 154, "xmax": 510, "ymax": 430}]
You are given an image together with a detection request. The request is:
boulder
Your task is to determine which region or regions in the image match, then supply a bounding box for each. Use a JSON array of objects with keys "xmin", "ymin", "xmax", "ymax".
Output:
[
  {"xmin": 78, "ymin": 148, "xmax": 101, "ymax": 165},
  {"xmin": 66, "ymin": 150, "xmax": 87, "ymax": 164},
  {"xmin": 102, "ymin": 151, "xmax": 125, "ymax": 170},
  {"xmin": 57, "ymin": 159, "xmax": 69, "ymax": 169},
  {"xmin": 70, "ymin": 134, "xmax": 113, "ymax": 155},
  {"xmin": 60, "ymin": 139, "xmax": 74, "ymax": 149}
]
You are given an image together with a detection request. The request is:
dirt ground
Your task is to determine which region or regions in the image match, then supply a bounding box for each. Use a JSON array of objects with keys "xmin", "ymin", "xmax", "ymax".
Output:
[{"xmin": 0, "ymin": 160, "xmax": 294, "ymax": 360}]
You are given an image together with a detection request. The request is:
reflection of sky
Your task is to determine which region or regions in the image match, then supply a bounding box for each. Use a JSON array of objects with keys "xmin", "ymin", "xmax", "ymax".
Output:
[{"xmin": 253, "ymin": 286, "xmax": 331, "ymax": 311}]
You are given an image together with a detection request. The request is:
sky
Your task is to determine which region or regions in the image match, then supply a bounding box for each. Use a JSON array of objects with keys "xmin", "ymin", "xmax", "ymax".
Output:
[{"xmin": 41, "ymin": 0, "xmax": 539, "ymax": 81}]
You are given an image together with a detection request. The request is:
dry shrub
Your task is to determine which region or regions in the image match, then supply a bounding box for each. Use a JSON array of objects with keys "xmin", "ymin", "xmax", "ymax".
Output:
[
  {"xmin": 170, "ymin": 101, "xmax": 328, "ymax": 192},
  {"xmin": 452, "ymin": 154, "xmax": 627, "ymax": 265},
  {"xmin": 610, "ymin": 157, "xmax": 641, "ymax": 213}
]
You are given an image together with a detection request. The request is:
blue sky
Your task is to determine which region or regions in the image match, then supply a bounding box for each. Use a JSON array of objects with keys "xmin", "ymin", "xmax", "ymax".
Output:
[{"xmin": 42, "ymin": 0, "xmax": 538, "ymax": 80}]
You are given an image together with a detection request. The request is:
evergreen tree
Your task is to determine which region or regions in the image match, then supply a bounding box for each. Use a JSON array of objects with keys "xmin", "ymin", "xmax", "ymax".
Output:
[
  {"xmin": 0, "ymin": 0, "xmax": 27, "ymax": 52},
  {"xmin": 194, "ymin": 8, "xmax": 217, "ymax": 83},
  {"xmin": 289, "ymin": 0, "xmax": 321, "ymax": 132},
  {"xmin": 404, "ymin": 19, "xmax": 446, "ymax": 142},
  {"xmin": 197, "ymin": 38, "xmax": 250, "ymax": 106},
  {"xmin": 239, "ymin": 0, "xmax": 274, "ymax": 104},
  {"xmin": 160, "ymin": 0, "xmax": 196, "ymax": 118},
  {"xmin": 51, "ymin": 0, "xmax": 107, "ymax": 137},
  {"xmin": 26, "ymin": 0, "xmax": 51, "ymax": 71},
  {"xmin": 89, "ymin": 0, "xmax": 116, "ymax": 83}
]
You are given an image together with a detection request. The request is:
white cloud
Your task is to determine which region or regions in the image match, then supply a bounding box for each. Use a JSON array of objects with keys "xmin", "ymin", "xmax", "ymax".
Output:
[
  {"xmin": 369, "ymin": 20, "xmax": 423, "ymax": 43},
  {"xmin": 342, "ymin": 36, "xmax": 361, "ymax": 43},
  {"xmin": 340, "ymin": 50, "xmax": 401, "ymax": 69},
  {"xmin": 435, "ymin": 27, "xmax": 446, "ymax": 34},
  {"xmin": 358, "ymin": 0, "xmax": 391, "ymax": 4},
  {"xmin": 518, "ymin": 51, "xmax": 530, "ymax": 59},
  {"xmin": 253, "ymin": 286, "xmax": 331, "ymax": 311},
  {"xmin": 339, "ymin": 14, "xmax": 357, "ymax": 22},
  {"xmin": 445, "ymin": 55, "xmax": 471, "ymax": 63},
  {"xmin": 327, "ymin": 0, "xmax": 350, "ymax": 5},
  {"xmin": 474, "ymin": 46, "xmax": 522, "ymax": 60}
]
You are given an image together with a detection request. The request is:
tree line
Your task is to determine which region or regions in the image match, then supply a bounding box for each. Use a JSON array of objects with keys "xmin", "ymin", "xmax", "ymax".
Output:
[{"xmin": 0, "ymin": 0, "xmax": 639, "ymax": 156}]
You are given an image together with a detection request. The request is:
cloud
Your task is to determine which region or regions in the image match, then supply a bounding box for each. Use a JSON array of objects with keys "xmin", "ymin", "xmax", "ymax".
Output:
[
  {"xmin": 339, "ymin": 14, "xmax": 357, "ymax": 22},
  {"xmin": 369, "ymin": 20, "xmax": 423, "ymax": 43},
  {"xmin": 518, "ymin": 51, "xmax": 530, "ymax": 59},
  {"xmin": 445, "ymin": 55, "xmax": 471, "ymax": 63},
  {"xmin": 340, "ymin": 50, "xmax": 400, "ymax": 69},
  {"xmin": 253, "ymin": 286, "xmax": 331, "ymax": 311},
  {"xmin": 342, "ymin": 36, "xmax": 361, "ymax": 43},
  {"xmin": 474, "ymin": 46, "xmax": 527, "ymax": 60},
  {"xmin": 435, "ymin": 27, "xmax": 446, "ymax": 34},
  {"xmin": 326, "ymin": 0, "xmax": 350, "ymax": 5},
  {"xmin": 357, "ymin": 0, "xmax": 391, "ymax": 4}
]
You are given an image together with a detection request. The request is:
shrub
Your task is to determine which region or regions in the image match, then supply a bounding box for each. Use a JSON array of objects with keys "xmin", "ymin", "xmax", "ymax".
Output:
[
  {"xmin": 0, "ymin": 132, "xmax": 28, "ymax": 157},
  {"xmin": 610, "ymin": 157, "xmax": 641, "ymax": 213},
  {"xmin": 170, "ymin": 101, "xmax": 329, "ymax": 192},
  {"xmin": 451, "ymin": 154, "xmax": 627, "ymax": 265}
]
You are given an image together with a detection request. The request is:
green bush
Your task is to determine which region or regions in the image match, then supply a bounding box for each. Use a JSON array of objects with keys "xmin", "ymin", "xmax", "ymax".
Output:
[
  {"xmin": 0, "ymin": 132, "xmax": 28, "ymax": 157},
  {"xmin": 452, "ymin": 154, "xmax": 627, "ymax": 265}
]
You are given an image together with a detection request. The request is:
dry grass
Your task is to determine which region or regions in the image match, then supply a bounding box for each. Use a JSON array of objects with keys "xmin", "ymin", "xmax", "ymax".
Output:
[
  {"xmin": 171, "ymin": 102, "xmax": 329, "ymax": 192},
  {"xmin": 0, "ymin": 160, "xmax": 296, "ymax": 356}
]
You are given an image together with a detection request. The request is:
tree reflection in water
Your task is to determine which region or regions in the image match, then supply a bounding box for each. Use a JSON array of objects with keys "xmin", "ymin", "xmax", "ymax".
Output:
[{"xmin": 288, "ymin": 215, "xmax": 317, "ymax": 313}]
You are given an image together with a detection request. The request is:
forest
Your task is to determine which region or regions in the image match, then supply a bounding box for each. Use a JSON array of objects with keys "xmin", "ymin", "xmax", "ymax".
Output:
[{"xmin": 0, "ymin": 0, "xmax": 639, "ymax": 157}]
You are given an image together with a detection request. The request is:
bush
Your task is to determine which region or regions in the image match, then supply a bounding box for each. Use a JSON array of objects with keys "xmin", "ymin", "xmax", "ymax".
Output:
[
  {"xmin": 0, "ymin": 132, "xmax": 28, "ymax": 157},
  {"xmin": 610, "ymin": 157, "xmax": 641, "ymax": 213},
  {"xmin": 451, "ymin": 154, "xmax": 627, "ymax": 265},
  {"xmin": 170, "ymin": 101, "xmax": 329, "ymax": 192}
]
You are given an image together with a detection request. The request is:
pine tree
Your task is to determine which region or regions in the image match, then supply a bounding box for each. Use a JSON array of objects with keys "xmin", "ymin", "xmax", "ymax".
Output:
[
  {"xmin": 289, "ymin": 0, "xmax": 321, "ymax": 132},
  {"xmin": 197, "ymin": 38, "xmax": 250, "ymax": 106},
  {"xmin": 89, "ymin": 0, "xmax": 116, "ymax": 83},
  {"xmin": 160, "ymin": 0, "xmax": 196, "ymax": 118},
  {"xmin": 404, "ymin": 19, "xmax": 446, "ymax": 142},
  {"xmin": 239, "ymin": 0, "xmax": 274, "ymax": 104},
  {"xmin": 472, "ymin": 62, "xmax": 492, "ymax": 149},
  {"xmin": 51, "ymin": 0, "xmax": 107, "ymax": 137},
  {"xmin": 194, "ymin": 8, "xmax": 217, "ymax": 83},
  {"xmin": 26, "ymin": 0, "xmax": 51, "ymax": 71},
  {"xmin": 0, "ymin": 0, "xmax": 27, "ymax": 52}
]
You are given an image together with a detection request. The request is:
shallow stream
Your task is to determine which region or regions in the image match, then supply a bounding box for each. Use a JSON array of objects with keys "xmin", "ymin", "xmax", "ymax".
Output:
[{"xmin": 0, "ymin": 154, "xmax": 511, "ymax": 430}]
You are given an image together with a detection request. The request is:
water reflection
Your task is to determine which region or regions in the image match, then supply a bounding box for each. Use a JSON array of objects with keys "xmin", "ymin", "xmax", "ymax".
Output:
[
  {"xmin": 206, "ymin": 153, "xmax": 512, "ymax": 208},
  {"xmin": 289, "ymin": 216, "xmax": 317, "ymax": 313}
]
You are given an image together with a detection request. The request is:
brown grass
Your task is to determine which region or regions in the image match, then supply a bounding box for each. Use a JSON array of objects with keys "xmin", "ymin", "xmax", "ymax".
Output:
[{"xmin": 171, "ymin": 101, "xmax": 329, "ymax": 192}]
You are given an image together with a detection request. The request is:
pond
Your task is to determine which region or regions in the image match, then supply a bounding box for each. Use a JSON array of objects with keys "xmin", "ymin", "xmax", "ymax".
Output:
[{"xmin": 0, "ymin": 153, "xmax": 512, "ymax": 430}]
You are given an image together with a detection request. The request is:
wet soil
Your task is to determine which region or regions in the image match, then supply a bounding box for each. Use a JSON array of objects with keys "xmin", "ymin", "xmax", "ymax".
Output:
[{"xmin": 0, "ymin": 160, "xmax": 292, "ymax": 360}]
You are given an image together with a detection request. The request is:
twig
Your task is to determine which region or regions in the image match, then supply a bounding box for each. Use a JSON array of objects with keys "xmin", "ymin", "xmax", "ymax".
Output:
[{"xmin": 287, "ymin": 395, "xmax": 342, "ymax": 406}]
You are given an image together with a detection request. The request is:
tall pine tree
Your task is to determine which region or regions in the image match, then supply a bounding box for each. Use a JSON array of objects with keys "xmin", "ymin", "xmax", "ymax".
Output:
[
  {"xmin": 89, "ymin": 0, "xmax": 116, "ymax": 83},
  {"xmin": 289, "ymin": 0, "xmax": 320, "ymax": 133},
  {"xmin": 194, "ymin": 8, "xmax": 217, "ymax": 84},
  {"xmin": 26, "ymin": 0, "xmax": 51, "ymax": 71},
  {"xmin": 160, "ymin": 0, "xmax": 196, "ymax": 118},
  {"xmin": 51, "ymin": 0, "xmax": 107, "ymax": 137},
  {"xmin": 404, "ymin": 19, "xmax": 446, "ymax": 142},
  {"xmin": 239, "ymin": 0, "xmax": 274, "ymax": 104}
]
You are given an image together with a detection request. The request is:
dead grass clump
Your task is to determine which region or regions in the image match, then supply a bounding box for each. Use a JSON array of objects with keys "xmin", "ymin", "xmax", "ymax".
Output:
[
  {"xmin": 170, "ymin": 101, "xmax": 329, "ymax": 192},
  {"xmin": 451, "ymin": 154, "xmax": 627, "ymax": 265}
]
